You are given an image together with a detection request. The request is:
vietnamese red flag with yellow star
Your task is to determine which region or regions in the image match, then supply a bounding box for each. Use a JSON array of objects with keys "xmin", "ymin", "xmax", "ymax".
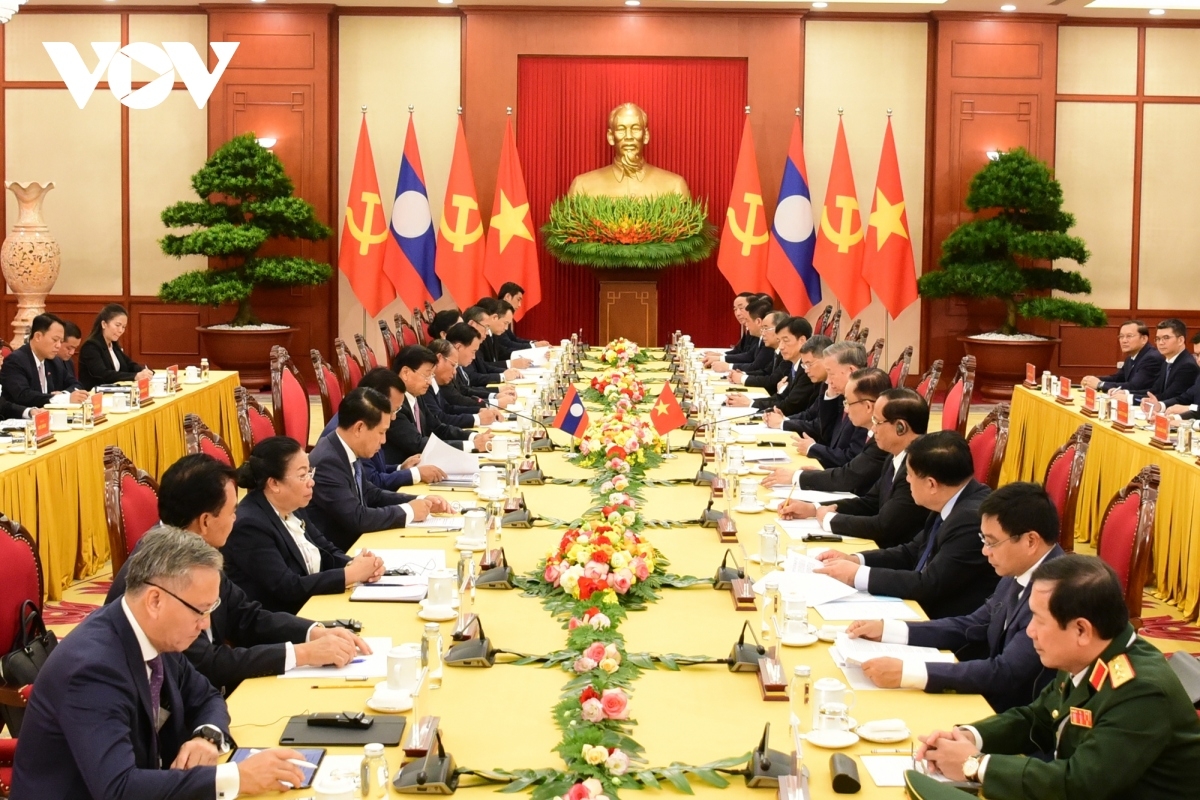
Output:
[
  {"xmin": 339, "ymin": 116, "xmax": 396, "ymax": 317},
  {"xmin": 813, "ymin": 118, "xmax": 871, "ymax": 318},
  {"xmin": 483, "ymin": 117, "xmax": 540, "ymax": 320},
  {"xmin": 650, "ymin": 381, "xmax": 687, "ymax": 436},
  {"xmin": 717, "ymin": 116, "xmax": 771, "ymax": 295},
  {"xmin": 861, "ymin": 118, "xmax": 918, "ymax": 319},
  {"xmin": 435, "ymin": 116, "xmax": 490, "ymax": 308}
]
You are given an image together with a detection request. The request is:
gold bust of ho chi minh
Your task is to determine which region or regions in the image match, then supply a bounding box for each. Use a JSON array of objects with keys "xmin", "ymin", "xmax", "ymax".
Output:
[{"xmin": 567, "ymin": 103, "xmax": 690, "ymax": 199}]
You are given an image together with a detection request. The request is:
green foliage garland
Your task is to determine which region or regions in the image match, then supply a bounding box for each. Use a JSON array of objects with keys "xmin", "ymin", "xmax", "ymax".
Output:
[
  {"xmin": 542, "ymin": 194, "xmax": 717, "ymax": 269},
  {"xmin": 916, "ymin": 148, "xmax": 1106, "ymax": 334},
  {"xmin": 157, "ymin": 134, "xmax": 333, "ymax": 326}
]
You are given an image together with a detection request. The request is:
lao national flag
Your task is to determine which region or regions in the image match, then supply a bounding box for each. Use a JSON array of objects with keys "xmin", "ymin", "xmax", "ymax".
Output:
[
  {"xmin": 382, "ymin": 114, "xmax": 443, "ymax": 307},
  {"xmin": 552, "ymin": 384, "xmax": 590, "ymax": 438},
  {"xmin": 767, "ymin": 117, "xmax": 822, "ymax": 314}
]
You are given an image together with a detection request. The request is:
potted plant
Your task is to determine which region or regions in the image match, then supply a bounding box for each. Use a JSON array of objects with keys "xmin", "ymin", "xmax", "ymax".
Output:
[
  {"xmin": 918, "ymin": 148, "xmax": 1106, "ymax": 400},
  {"xmin": 158, "ymin": 133, "xmax": 332, "ymax": 388}
]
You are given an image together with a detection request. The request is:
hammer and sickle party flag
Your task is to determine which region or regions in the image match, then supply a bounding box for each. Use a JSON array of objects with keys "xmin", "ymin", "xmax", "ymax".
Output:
[
  {"xmin": 436, "ymin": 116, "xmax": 490, "ymax": 308},
  {"xmin": 382, "ymin": 113, "xmax": 443, "ymax": 309},
  {"xmin": 483, "ymin": 117, "xmax": 540, "ymax": 320},
  {"xmin": 813, "ymin": 118, "xmax": 871, "ymax": 318},
  {"xmin": 718, "ymin": 116, "xmax": 770, "ymax": 295},
  {"xmin": 862, "ymin": 118, "xmax": 918, "ymax": 319},
  {"xmin": 339, "ymin": 115, "xmax": 395, "ymax": 316},
  {"xmin": 767, "ymin": 116, "xmax": 822, "ymax": 314},
  {"xmin": 650, "ymin": 382, "xmax": 687, "ymax": 436}
]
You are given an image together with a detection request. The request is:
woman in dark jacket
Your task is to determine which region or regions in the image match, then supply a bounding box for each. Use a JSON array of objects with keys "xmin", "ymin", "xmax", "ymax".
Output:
[
  {"xmin": 220, "ymin": 436, "xmax": 384, "ymax": 614},
  {"xmin": 77, "ymin": 303, "xmax": 153, "ymax": 388}
]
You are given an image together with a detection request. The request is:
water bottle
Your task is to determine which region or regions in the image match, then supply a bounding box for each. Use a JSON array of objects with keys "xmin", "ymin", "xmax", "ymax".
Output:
[
  {"xmin": 130, "ymin": 386, "xmax": 140, "ymax": 410},
  {"xmin": 359, "ymin": 742, "xmax": 388, "ymax": 798},
  {"xmin": 759, "ymin": 523, "xmax": 779, "ymax": 565},
  {"xmin": 81, "ymin": 395, "xmax": 94, "ymax": 431},
  {"xmin": 456, "ymin": 549, "xmax": 475, "ymax": 593},
  {"xmin": 789, "ymin": 665, "xmax": 812, "ymax": 731},
  {"xmin": 1192, "ymin": 422, "xmax": 1200, "ymax": 458},
  {"xmin": 200, "ymin": 357, "xmax": 210, "ymax": 382},
  {"xmin": 24, "ymin": 420, "xmax": 36, "ymax": 454},
  {"xmin": 422, "ymin": 622, "xmax": 443, "ymax": 689}
]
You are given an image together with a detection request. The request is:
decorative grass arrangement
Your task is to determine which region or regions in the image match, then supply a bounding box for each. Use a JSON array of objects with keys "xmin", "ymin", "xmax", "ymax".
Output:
[{"xmin": 542, "ymin": 193, "xmax": 717, "ymax": 269}]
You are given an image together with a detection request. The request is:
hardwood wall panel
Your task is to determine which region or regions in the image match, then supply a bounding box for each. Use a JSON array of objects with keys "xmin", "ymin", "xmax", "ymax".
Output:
[{"xmin": 924, "ymin": 16, "xmax": 1060, "ymax": 373}]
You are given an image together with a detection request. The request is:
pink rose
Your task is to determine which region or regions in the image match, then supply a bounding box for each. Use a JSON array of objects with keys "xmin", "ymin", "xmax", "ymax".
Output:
[
  {"xmin": 584, "ymin": 561, "xmax": 609, "ymax": 580},
  {"xmin": 568, "ymin": 782, "xmax": 591, "ymax": 800},
  {"xmin": 611, "ymin": 568, "xmax": 633, "ymax": 594},
  {"xmin": 544, "ymin": 563, "xmax": 561, "ymax": 585},
  {"xmin": 568, "ymin": 617, "xmax": 581, "ymax": 630},
  {"xmin": 584, "ymin": 642, "xmax": 607, "ymax": 663},
  {"xmin": 573, "ymin": 656, "xmax": 597, "ymax": 673},
  {"xmin": 600, "ymin": 688, "xmax": 629, "ymax": 720},
  {"xmin": 632, "ymin": 557, "xmax": 650, "ymax": 581},
  {"xmin": 582, "ymin": 779, "xmax": 605, "ymax": 799},
  {"xmin": 580, "ymin": 697, "xmax": 605, "ymax": 723}
]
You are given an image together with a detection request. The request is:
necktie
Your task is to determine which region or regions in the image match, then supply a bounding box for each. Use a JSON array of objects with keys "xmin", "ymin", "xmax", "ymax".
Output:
[
  {"xmin": 37, "ymin": 360, "xmax": 47, "ymax": 393},
  {"xmin": 1162, "ymin": 360, "xmax": 1171, "ymax": 390},
  {"xmin": 412, "ymin": 399, "xmax": 422, "ymax": 434},
  {"xmin": 147, "ymin": 655, "xmax": 164, "ymax": 728},
  {"xmin": 878, "ymin": 460, "xmax": 897, "ymax": 506},
  {"xmin": 1001, "ymin": 580, "xmax": 1027, "ymax": 631},
  {"xmin": 915, "ymin": 516, "xmax": 943, "ymax": 572},
  {"xmin": 352, "ymin": 459, "xmax": 364, "ymax": 504}
]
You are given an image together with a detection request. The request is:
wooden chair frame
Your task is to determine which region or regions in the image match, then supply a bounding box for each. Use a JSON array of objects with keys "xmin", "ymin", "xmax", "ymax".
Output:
[
  {"xmin": 310, "ymin": 350, "xmax": 343, "ymax": 426},
  {"xmin": 270, "ymin": 345, "xmax": 310, "ymax": 449},
  {"xmin": 942, "ymin": 354, "xmax": 977, "ymax": 436},
  {"xmin": 103, "ymin": 445, "xmax": 160, "ymax": 576},
  {"xmin": 378, "ymin": 320, "xmax": 401, "ymax": 363},
  {"xmin": 1043, "ymin": 423, "xmax": 1092, "ymax": 554},
  {"xmin": 396, "ymin": 313, "xmax": 423, "ymax": 349},
  {"xmin": 354, "ymin": 333, "xmax": 379, "ymax": 370},
  {"xmin": 333, "ymin": 338, "xmax": 363, "ymax": 394},
  {"xmin": 414, "ymin": 307, "xmax": 432, "ymax": 344},
  {"xmin": 865, "ymin": 338, "xmax": 885, "ymax": 369},
  {"xmin": 844, "ymin": 318, "xmax": 861, "ymax": 343},
  {"xmin": 888, "ymin": 346, "xmax": 914, "ymax": 387},
  {"xmin": 1095, "ymin": 464, "xmax": 1160, "ymax": 629},
  {"xmin": 814, "ymin": 305, "xmax": 832, "ymax": 338},
  {"xmin": 233, "ymin": 386, "xmax": 275, "ymax": 456},
  {"xmin": 183, "ymin": 413, "xmax": 234, "ymax": 465},
  {"xmin": 966, "ymin": 402, "xmax": 1010, "ymax": 489},
  {"xmin": 916, "ymin": 358, "xmax": 944, "ymax": 403}
]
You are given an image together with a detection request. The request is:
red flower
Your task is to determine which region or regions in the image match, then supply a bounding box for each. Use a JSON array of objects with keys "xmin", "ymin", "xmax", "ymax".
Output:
[
  {"xmin": 594, "ymin": 536, "xmax": 611, "ymax": 547},
  {"xmin": 583, "ymin": 607, "xmax": 599, "ymax": 619},
  {"xmin": 606, "ymin": 446, "xmax": 623, "ymax": 458},
  {"xmin": 577, "ymin": 577, "xmax": 596, "ymax": 600},
  {"xmin": 591, "ymin": 549, "xmax": 610, "ymax": 565},
  {"xmin": 580, "ymin": 686, "xmax": 600, "ymax": 703}
]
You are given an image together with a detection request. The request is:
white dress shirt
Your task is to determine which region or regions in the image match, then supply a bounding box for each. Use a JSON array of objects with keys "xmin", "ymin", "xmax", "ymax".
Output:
[
  {"xmin": 404, "ymin": 392, "xmax": 477, "ymax": 450},
  {"xmin": 337, "ymin": 430, "xmax": 416, "ymax": 524},
  {"xmin": 108, "ymin": 344, "xmax": 121, "ymax": 371},
  {"xmin": 429, "ymin": 381, "xmax": 482, "ymax": 427},
  {"xmin": 819, "ymin": 449, "xmax": 904, "ymax": 531},
  {"xmin": 852, "ymin": 481, "xmax": 969, "ymax": 591}
]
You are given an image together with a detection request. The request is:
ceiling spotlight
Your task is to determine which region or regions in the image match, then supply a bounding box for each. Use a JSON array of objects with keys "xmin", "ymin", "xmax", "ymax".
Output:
[
  {"xmin": 438, "ymin": 0, "xmax": 454, "ymax": 4},
  {"xmin": 625, "ymin": 0, "xmax": 641, "ymax": 5},
  {"xmin": 256, "ymin": 137, "xmax": 277, "ymax": 148},
  {"xmin": 812, "ymin": 2, "xmax": 828, "ymax": 7},
  {"xmin": 250, "ymin": 0, "xmax": 266, "ymax": 4},
  {"xmin": 1000, "ymin": 3, "xmax": 1016, "ymax": 9},
  {"xmin": 1149, "ymin": 7, "xmax": 1165, "ymax": 13}
]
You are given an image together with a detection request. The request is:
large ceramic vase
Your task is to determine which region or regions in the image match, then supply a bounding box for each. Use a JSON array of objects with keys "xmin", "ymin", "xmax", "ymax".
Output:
[
  {"xmin": 1, "ymin": 182, "xmax": 61, "ymax": 347},
  {"xmin": 959, "ymin": 335, "xmax": 1060, "ymax": 401}
]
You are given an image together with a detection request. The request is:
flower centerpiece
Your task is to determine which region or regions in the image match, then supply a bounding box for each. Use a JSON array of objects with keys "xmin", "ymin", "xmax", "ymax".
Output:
[
  {"xmin": 583, "ymin": 367, "xmax": 647, "ymax": 410},
  {"xmin": 599, "ymin": 338, "xmax": 651, "ymax": 367},
  {"xmin": 573, "ymin": 411, "xmax": 664, "ymax": 474},
  {"xmin": 542, "ymin": 523, "xmax": 657, "ymax": 604}
]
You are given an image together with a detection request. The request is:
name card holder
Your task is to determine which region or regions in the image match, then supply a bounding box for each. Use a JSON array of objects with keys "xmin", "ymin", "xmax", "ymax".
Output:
[
  {"xmin": 1055, "ymin": 376, "xmax": 1074, "ymax": 405},
  {"xmin": 776, "ymin": 770, "xmax": 810, "ymax": 800},
  {"xmin": 451, "ymin": 613, "xmax": 479, "ymax": 642},
  {"xmin": 402, "ymin": 715, "xmax": 440, "ymax": 758},
  {"xmin": 1080, "ymin": 386, "xmax": 1099, "ymax": 417},
  {"xmin": 166, "ymin": 365, "xmax": 181, "ymax": 393},
  {"xmin": 1111, "ymin": 398, "xmax": 1134, "ymax": 432},
  {"xmin": 730, "ymin": 578, "xmax": 757, "ymax": 611},
  {"xmin": 716, "ymin": 512, "xmax": 738, "ymax": 543},
  {"xmin": 137, "ymin": 376, "xmax": 154, "ymax": 407},
  {"xmin": 32, "ymin": 410, "xmax": 55, "ymax": 445},
  {"xmin": 757, "ymin": 651, "xmax": 788, "ymax": 701},
  {"xmin": 1150, "ymin": 414, "xmax": 1174, "ymax": 450},
  {"xmin": 1023, "ymin": 363, "xmax": 1038, "ymax": 389}
]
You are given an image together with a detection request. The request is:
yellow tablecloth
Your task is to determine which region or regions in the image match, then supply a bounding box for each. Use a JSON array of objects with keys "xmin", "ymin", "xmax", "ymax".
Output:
[
  {"xmin": 999, "ymin": 385, "xmax": 1200, "ymax": 617},
  {"xmin": 0, "ymin": 371, "xmax": 243, "ymax": 599},
  {"xmin": 226, "ymin": 386, "xmax": 992, "ymax": 799}
]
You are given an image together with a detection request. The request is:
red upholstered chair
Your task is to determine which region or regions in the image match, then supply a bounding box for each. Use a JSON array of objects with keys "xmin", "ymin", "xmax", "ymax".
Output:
[
  {"xmin": 103, "ymin": 446, "xmax": 160, "ymax": 576},
  {"xmin": 1043, "ymin": 423, "xmax": 1092, "ymax": 554},
  {"xmin": 396, "ymin": 314, "xmax": 421, "ymax": 347},
  {"xmin": 311, "ymin": 349, "xmax": 344, "ymax": 426},
  {"xmin": 915, "ymin": 359, "xmax": 944, "ymax": 403},
  {"xmin": 966, "ymin": 402, "xmax": 1010, "ymax": 489},
  {"xmin": 0, "ymin": 338, "xmax": 10, "ymax": 359},
  {"xmin": 355, "ymin": 333, "xmax": 379, "ymax": 370},
  {"xmin": 844, "ymin": 318, "xmax": 861, "ymax": 343},
  {"xmin": 334, "ymin": 337, "xmax": 363, "ymax": 393},
  {"xmin": 234, "ymin": 386, "xmax": 277, "ymax": 456},
  {"xmin": 940, "ymin": 355, "xmax": 976, "ymax": 436},
  {"xmin": 270, "ymin": 346, "xmax": 310, "ymax": 449},
  {"xmin": 854, "ymin": 326, "xmax": 870, "ymax": 346},
  {"xmin": 823, "ymin": 308, "xmax": 842, "ymax": 341},
  {"xmin": 0, "ymin": 513, "xmax": 37, "ymax": 766},
  {"xmin": 1095, "ymin": 464, "xmax": 1159, "ymax": 629},
  {"xmin": 378, "ymin": 320, "xmax": 401, "ymax": 363},
  {"xmin": 866, "ymin": 338, "xmax": 885, "ymax": 369},
  {"xmin": 183, "ymin": 414, "xmax": 234, "ymax": 466},
  {"xmin": 888, "ymin": 346, "xmax": 914, "ymax": 387},
  {"xmin": 813, "ymin": 305, "xmax": 832, "ymax": 339}
]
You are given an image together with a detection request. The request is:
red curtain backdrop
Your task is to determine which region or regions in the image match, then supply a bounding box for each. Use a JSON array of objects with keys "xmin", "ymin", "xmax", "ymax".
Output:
[{"xmin": 515, "ymin": 56, "xmax": 748, "ymax": 346}]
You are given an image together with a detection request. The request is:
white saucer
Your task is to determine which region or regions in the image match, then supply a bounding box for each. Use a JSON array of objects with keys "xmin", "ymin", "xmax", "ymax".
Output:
[
  {"xmin": 856, "ymin": 724, "xmax": 911, "ymax": 744},
  {"xmin": 737, "ymin": 435, "xmax": 757, "ymax": 444},
  {"xmin": 420, "ymin": 597, "xmax": 459, "ymax": 611},
  {"xmin": 417, "ymin": 605, "xmax": 458, "ymax": 622},
  {"xmin": 780, "ymin": 632, "xmax": 819, "ymax": 647},
  {"xmin": 804, "ymin": 729, "xmax": 860, "ymax": 749},
  {"xmin": 746, "ymin": 553, "xmax": 786, "ymax": 565},
  {"xmin": 817, "ymin": 626, "xmax": 847, "ymax": 643},
  {"xmin": 734, "ymin": 503, "xmax": 766, "ymax": 514},
  {"xmin": 183, "ymin": 378, "xmax": 204, "ymax": 385},
  {"xmin": 475, "ymin": 489, "xmax": 505, "ymax": 501},
  {"xmin": 107, "ymin": 407, "xmax": 132, "ymax": 414},
  {"xmin": 49, "ymin": 425, "xmax": 70, "ymax": 433},
  {"xmin": 366, "ymin": 690, "xmax": 414, "ymax": 714},
  {"xmin": 455, "ymin": 536, "xmax": 487, "ymax": 552},
  {"xmin": 749, "ymin": 466, "xmax": 771, "ymax": 475},
  {"xmin": 731, "ymin": 466, "xmax": 752, "ymax": 476}
]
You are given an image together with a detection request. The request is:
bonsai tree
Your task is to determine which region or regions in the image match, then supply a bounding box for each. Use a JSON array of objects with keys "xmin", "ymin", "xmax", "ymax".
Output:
[
  {"xmin": 918, "ymin": 148, "xmax": 1106, "ymax": 335},
  {"xmin": 158, "ymin": 133, "xmax": 333, "ymax": 326}
]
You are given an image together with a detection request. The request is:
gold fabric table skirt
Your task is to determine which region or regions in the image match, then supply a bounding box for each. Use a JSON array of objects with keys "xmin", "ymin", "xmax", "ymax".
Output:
[
  {"xmin": 0, "ymin": 371, "xmax": 244, "ymax": 599},
  {"xmin": 226, "ymin": 415, "xmax": 992, "ymax": 799},
  {"xmin": 998, "ymin": 385, "xmax": 1200, "ymax": 617}
]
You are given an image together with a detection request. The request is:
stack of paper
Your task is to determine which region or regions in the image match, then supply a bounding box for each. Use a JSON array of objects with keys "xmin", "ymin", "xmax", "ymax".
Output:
[
  {"xmin": 834, "ymin": 633, "xmax": 956, "ymax": 667},
  {"xmin": 770, "ymin": 487, "xmax": 856, "ymax": 504},
  {"xmin": 751, "ymin": 570, "xmax": 858, "ymax": 606},
  {"xmin": 421, "ymin": 434, "xmax": 480, "ymax": 476},
  {"xmin": 775, "ymin": 517, "xmax": 825, "ymax": 540},
  {"xmin": 732, "ymin": 423, "xmax": 776, "ymax": 436},
  {"xmin": 742, "ymin": 448, "xmax": 792, "ymax": 464},
  {"xmin": 859, "ymin": 756, "xmax": 915, "ymax": 788},
  {"xmin": 406, "ymin": 516, "xmax": 465, "ymax": 531},
  {"xmin": 279, "ymin": 636, "xmax": 392, "ymax": 678},
  {"xmin": 350, "ymin": 583, "xmax": 427, "ymax": 602},
  {"xmin": 511, "ymin": 347, "xmax": 550, "ymax": 365},
  {"xmin": 366, "ymin": 549, "xmax": 447, "ymax": 575}
]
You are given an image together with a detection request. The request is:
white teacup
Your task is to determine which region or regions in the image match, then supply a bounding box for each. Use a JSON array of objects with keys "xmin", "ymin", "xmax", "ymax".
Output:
[
  {"xmin": 816, "ymin": 701, "xmax": 852, "ymax": 731},
  {"xmin": 49, "ymin": 410, "xmax": 69, "ymax": 431},
  {"xmin": 312, "ymin": 775, "xmax": 356, "ymax": 800},
  {"xmin": 782, "ymin": 611, "xmax": 810, "ymax": 640},
  {"xmin": 386, "ymin": 643, "xmax": 421, "ymax": 693},
  {"xmin": 813, "ymin": 677, "xmax": 856, "ymax": 713},
  {"xmin": 150, "ymin": 377, "xmax": 168, "ymax": 397},
  {"xmin": 426, "ymin": 569, "xmax": 456, "ymax": 608},
  {"xmin": 462, "ymin": 509, "xmax": 488, "ymax": 542},
  {"xmin": 486, "ymin": 435, "xmax": 519, "ymax": 459},
  {"xmin": 738, "ymin": 479, "xmax": 761, "ymax": 506},
  {"xmin": 185, "ymin": 365, "xmax": 200, "ymax": 381},
  {"xmin": 478, "ymin": 466, "xmax": 501, "ymax": 495},
  {"xmin": 112, "ymin": 393, "xmax": 129, "ymax": 411}
]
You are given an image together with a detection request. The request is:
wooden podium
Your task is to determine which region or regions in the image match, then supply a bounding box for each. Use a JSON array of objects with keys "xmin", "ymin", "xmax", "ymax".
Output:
[{"xmin": 596, "ymin": 269, "xmax": 659, "ymax": 346}]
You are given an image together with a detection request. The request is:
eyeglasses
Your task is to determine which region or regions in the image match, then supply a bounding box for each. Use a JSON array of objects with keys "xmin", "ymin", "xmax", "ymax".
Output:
[
  {"xmin": 1156, "ymin": 334, "xmax": 1180, "ymax": 343},
  {"xmin": 291, "ymin": 469, "xmax": 316, "ymax": 483},
  {"xmin": 845, "ymin": 398, "xmax": 872, "ymax": 408},
  {"xmin": 978, "ymin": 533, "xmax": 1019, "ymax": 551},
  {"xmin": 146, "ymin": 582, "xmax": 221, "ymax": 617}
]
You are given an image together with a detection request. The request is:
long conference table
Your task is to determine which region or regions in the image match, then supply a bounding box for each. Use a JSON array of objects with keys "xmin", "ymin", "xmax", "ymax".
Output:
[
  {"xmin": 226, "ymin": 361, "xmax": 991, "ymax": 799},
  {"xmin": 0, "ymin": 371, "xmax": 244, "ymax": 599},
  {"xmin": 999, "ymin": 385, "xmax": 1200, "ymax": 619}
]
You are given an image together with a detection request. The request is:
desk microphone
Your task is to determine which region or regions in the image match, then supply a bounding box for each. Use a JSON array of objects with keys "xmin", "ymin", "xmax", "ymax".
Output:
[{"xmin": 485, "ymin": 400, "xmax": 556, "ymax": 451}]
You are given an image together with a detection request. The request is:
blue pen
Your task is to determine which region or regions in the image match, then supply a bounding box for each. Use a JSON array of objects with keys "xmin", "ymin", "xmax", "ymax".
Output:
[{"xmin": 349, "ymin": 657, "xmax": 366, "ymax": 664}]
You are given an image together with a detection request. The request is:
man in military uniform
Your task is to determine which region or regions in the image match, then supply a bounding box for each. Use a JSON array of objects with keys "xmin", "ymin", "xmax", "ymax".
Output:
[{"xmin": 906, "ymin": 555, "xmax": 1200, "ymax": 800}]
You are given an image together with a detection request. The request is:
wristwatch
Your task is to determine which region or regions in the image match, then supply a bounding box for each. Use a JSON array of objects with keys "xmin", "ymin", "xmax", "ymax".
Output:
[
  {"xmin": 192, "ymin": 724, "xmax": 229, "ymax": 753},
  {"xmin": 963, "ymin": 753, "xmax": 983, "ymax": 782}
]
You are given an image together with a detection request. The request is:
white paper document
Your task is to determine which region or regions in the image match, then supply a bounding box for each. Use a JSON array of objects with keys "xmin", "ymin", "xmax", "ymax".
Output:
[
  {"xmin": 732, "ymin": 423, "xmax": 776, "ymax": 436},
  {"xmin": 770, "ymin": 487, "xmax": 856, "ymax": 503},
  {"xmin": 751, "ymin": 569, "xmax": 858, "ymax": 606},
  {"xmin": 815, "ymin": 601, "xmax": 923, "ymax": 621},
  {"xmin": 278, "ymin": 636, "xmax": 391, "ymax": 679},
  {"xmin": 511, "ymin": 347, "xmax": 550, "ymax": 365},
  {"xmin": 828, "ymin": 646, "xmax": 884, "ymax": 690},
  {"xmin": 365, "ymin": 549, "xmax": 447, "ymax": 575},
  {"xmin": 406, "ymin": 516, "xmax": 465, "ymax": 531},
  {"xmin": 834, "ymin": 633, "xmax": 956, "ymax": 667},
  {"xmin": 420, "ymin": 434, "xmax": 480, "ymax": 476},
  {"xmin": 775, "ymin": 518, "xmax": 825, "ymax": 540},
  {"xmin": 860, "ymin": 756, "xmax": 915, "ymax": 788},
  {"xmin": 349, "ymin": 583, "xmax": 427, "ymax": 602},
  {"xmin": 742, "ymin": 448, "xmax": 792, "ymax": 464}
]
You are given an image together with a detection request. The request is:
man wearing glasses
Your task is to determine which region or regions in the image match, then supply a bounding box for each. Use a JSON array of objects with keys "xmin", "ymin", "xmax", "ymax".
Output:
[
  {"xmin": 844, "ymin": 482, "xmax": 1063, "ymax": 712},
  {"xmin": 13, "ymin": 528, "xmax": 310, "ymax": 798},
  {"xmin": 1080, "ymin": 320, "xmax": 1163, "ymax": 395},
  {"xmin": 1143, "ymin": 318, "xmax": 1199, "ymax": 406}
]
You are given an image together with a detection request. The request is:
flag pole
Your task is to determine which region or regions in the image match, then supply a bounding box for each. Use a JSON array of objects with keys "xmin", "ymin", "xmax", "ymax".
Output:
[
  {"xmin": 360, "ymin": 104, "xmax": 369, "ymax": 342},
  {"xmin": 884, "ymin": 108, "xmax": 893, "ymax": 369}
]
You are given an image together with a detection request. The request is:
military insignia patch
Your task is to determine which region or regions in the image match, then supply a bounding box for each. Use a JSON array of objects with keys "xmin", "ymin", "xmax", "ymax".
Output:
[
  {"xmin": 1108, "ymin": 654, "xmax": 1136, "ymax": 688},
  {"xmin": 1069, "ymin": 707, "xmax": 1093, "ymax": 728},
  {"xmin": 1088, "ymin": 658, "xmax": 1109, "ymax": 691}
]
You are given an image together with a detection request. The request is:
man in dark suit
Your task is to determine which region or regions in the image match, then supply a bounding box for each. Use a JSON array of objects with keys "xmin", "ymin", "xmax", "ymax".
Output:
[
  {"xmin": 58, "ymin": 318, "xmax": 81, "ymax": 382},
  {"xmin": 383, "ymin": 345, "xmax": 494, "ymax": 464},
  {"xmin": 816, "ymin": 431, "xmax": 997, "ymax": 620},
  {"xmin": 0, "ymin": 313, "xmax": 87, "ymax": 408},
  {"xmin": 428, "ymin": 339, "xmax": 505, "ymax": 425},
  {"xmin": 104, "ymin": 453, "xmax": 371, "ymax": 693},
  {"xmin": 497, "ymin": 282, "xmax": 549, "ymax": 348},
  {"xmin": 847, "ymin": 481, "xmax": 1064, "ymax": 712},
  {"xmin": 766, "ymin": 336, "xmax": 837, "ymax": 436},
  {"xmin": 704, "ymin": 292, "xmax": 756, "ymax": 366},
  {"xmin": 1081, "ymin": 319, "xmax": 1163, "ymax": 395},
  {"xmin": 307, "ymin": 386, "xmax": 452, "ymax": 550},
  {"xmin": 729, "ymin": 310, "xmax": 789, "ymax": 388},
  {"xmin": 469, "ymin": 300, "xmax": 533, "ymax": 370},
  {"xmin": 782, "ymin": 382, "xmax": 927, "ymax": 547},
  {"xmin": 712, "ymin": 298, "xmax": 774, "ymax": 373},
  {"xmin": 12, "ymin": 528, "xmax": 305, "ymax": 799},
  {"xmin": 445, "ymin": 323, "xmax": 517, "ymax": 405},
  {"xmin": 1144, "ymin": 318, "xmax": 1200, "ymax": 406},
  {"xmin": 784, "ymin": 342, "xmax": 870, "ymax": 468},
  {"xmin": 726, "ymin": 316, "xmax": 818, "ymax": 416}
]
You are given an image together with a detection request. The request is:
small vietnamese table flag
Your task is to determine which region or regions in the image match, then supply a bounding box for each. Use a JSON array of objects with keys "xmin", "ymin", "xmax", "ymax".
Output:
[
  {"xmin": 382, "ymin": 111, "xmax": 443, "ymax": 309},
  {"xmin": 718, "ymin": 114, "xmax": 771, "ymax": 295},
  {"xmin": 813, "ymin": 116, "xmax": 872, "ymax": 318},
  {"xmin": 650, "ymin": 382, "xmax": 687, "ymax": 436},
  {"xmin": 767, "ymin": 114, "xmax": 821, "ymax": 314},
  {"xmin": 339, "ymin": 113, "xmax": 395, "ymax": 316},
  {"xmin": 862, "ymin": 117, "xmax": 918, "ymax": 319},
  {"xmin": 483, "ymin": 115, "xmax": 540, "ymax": 320},
  {"xmin": 552, "ymin": 384, "xmax": 590, "ymax": 439},
  {"xmin": 436, "ymin": 115, "xmax": 490, "ymax": 308}
]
